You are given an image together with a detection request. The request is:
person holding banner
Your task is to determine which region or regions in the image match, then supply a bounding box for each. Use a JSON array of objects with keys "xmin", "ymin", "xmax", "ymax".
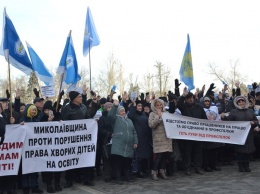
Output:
[
  {"xmin": 202, "ymin": 96, "xmax": 223, "ymax": 172},
  {"xmin": 0, "ymin": 98, "xmax": 20, "ymax": 194},
  {"xmin": 20, "ymin": 104, "xmax": 43, "ymax": 194},
  {"xmin": 148, "ymin": 98, "xmax": 173, "ymax": 181},
  {"xmin": 221, "ymin": 95, "xmax": 259, "ymax": 172},
  {"xmin": 108, "ymin": 99, "xmax": 138, "ymax": 185},
  {"xmin": 177, "ymin": 90, "xmax": 208, "ymax": 176},
  {"xmin": 61, "ymin": 90, "xmax": 98, "ymax": 188},
  {"xmin": 40, "ymin": 100, "xmax": 62, "ymax": 193}
]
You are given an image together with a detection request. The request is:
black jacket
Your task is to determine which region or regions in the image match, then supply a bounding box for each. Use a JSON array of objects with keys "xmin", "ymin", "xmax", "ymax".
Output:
[
  {"xmin": 177, "ymin": 96, "xmax": 207, "ymax": 119},
  {"xmin": 61, "ymin": 101, "xmax": 98, "ymax": 121}
]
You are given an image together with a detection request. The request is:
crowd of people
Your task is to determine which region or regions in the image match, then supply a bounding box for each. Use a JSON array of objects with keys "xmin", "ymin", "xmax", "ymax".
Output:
[{"xmin": 1, "ymin": 79, "xmax": 260, "ymax": 194}]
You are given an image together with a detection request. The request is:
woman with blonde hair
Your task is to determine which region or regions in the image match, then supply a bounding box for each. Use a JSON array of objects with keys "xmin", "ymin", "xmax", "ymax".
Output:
[{"xmin": 148, "ymin": 99, "xmax": 173, "ymax": 180}]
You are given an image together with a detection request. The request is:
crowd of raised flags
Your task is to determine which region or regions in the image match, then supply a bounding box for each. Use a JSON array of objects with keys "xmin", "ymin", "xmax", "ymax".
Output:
[
  {"xmin": 0, "ymin": 7, "xmax": 100, "ymax": 96},
  {"xmin": 0, "ymin": 7, "xmax": 195, "ymax": 99}
]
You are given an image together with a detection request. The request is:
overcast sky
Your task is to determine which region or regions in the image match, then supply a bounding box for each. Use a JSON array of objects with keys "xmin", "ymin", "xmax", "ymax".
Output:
[{"xmin": 1, "ymin": 0, "xmax": 260, "ymax": 92}]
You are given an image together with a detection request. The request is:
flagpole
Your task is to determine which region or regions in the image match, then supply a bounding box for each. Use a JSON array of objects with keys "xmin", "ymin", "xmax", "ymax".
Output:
[
  {"xmin": 56, "ymin": 30, "xmax": 72, "ymax": 112},
  {"xmin": 7, "ymin": 51, "xmax": 13, "ymax": 118},
  {"xmin": 89, "ymin": 39, "xmax": 91, "ymax": 91}
]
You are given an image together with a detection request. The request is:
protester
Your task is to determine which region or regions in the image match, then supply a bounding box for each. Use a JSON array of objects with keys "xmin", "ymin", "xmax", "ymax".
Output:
[
  {"xmin": 128, "ymin": 99, "xmax": 152, "ymax": 178},
  {"xmin": 61, "ymin": 90, "xmax": 98, "ymax": 187},
  {"xmin": 40, "ymin": 101, "xmax": 62, "ymax": 193},
  {"xmin": 148, "ymin": 98, "xmax": 173, "ymax": 180},
  {"xmin": 108, "ymin": 99, "xmax": 138, "ymax": 184},
  {"xmin": 177, "ymin": 88, "xmax": 207, "ymax": 176},
  {"xmin": 221, "ymin": 96, "xmax": 259, "ymax": 172},
  {"xmin": 202, "ymin": 96, "xmax": 223, "ymax": 172},
  {"xmin": 97, "ymin": 102, "xmax": 113, "ymax": 182},
  {"xmin": 20, "ymin": 104, "xmax": 43, "ymax": 194}
]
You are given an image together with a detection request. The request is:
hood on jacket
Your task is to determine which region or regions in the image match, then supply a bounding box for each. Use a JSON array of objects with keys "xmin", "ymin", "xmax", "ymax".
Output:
[
  {"xmin": 233, "ymin": 95, "xmax": 249, "ymax": 110},
  {"xmin": 202, "ymin": 96, "xmax": 212, "ymax": 108},
  {"xmin": 151, "ymin": 98, "xmax": 165, "ymax": 113},
  {"xmin": 24, "ymin": 104, "xmax": 38, "ymax": 119}
]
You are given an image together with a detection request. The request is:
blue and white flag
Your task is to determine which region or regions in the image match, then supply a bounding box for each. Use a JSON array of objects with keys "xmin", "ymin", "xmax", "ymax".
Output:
[
  {"xmin": 83, "ymin": 7, "xmax": 100, "ymax": 57},
  {"xmin": 26, "ymin": 42, "xmax": 54, "ymax": 86},
  {"xmin": 57, "ymin": 31, "xmax": 81, "ymax": 88},
  {"xmin": 179, "ymin": 34, "xmax": 195, "ymax": 91},
  {"xmin": 0, "ymin": 8, "xmax": 33, "ymax": 75}
]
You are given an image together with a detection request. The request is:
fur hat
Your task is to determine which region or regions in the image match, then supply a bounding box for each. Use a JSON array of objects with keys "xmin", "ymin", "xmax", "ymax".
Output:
[{"xmin": 69, "ymin": 91, "xmax": 80, "ymax": 102}]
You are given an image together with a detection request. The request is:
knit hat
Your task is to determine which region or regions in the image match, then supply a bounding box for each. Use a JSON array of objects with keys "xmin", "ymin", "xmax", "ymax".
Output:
[
  {"xmin": 43, "ymin": 100, "xmax": 53, "ymax": 111},
  {"xmin": 117, "ymin": 106, "xmax": 125, "ymax": 114},
  {"xmin": 203, "ymin": 97, "xmax": 211, "ymax": 102},
  {"xmin": 103, "ymin": 102, "xmax": 113, "ymax": 110},
  {"xmin": 236, "ymin": 97, "xmax": 245, "ymax": 103},
  {"xmin": 69, "ymin": 91, "xmax": 80, "ymax": 102},
  {"xmin": 99, "ymin": 98, "xmax": 107, "ymax": 105}
]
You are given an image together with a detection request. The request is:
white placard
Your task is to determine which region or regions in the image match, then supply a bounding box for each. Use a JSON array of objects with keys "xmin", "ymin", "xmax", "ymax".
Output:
[{"xmin": 41, "ymin": 85, "xmax": 55, "ymax": 97}]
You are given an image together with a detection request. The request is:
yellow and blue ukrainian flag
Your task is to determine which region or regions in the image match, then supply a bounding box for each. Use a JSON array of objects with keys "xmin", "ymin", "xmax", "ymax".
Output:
[{"xmin": 179, "ymin": 34, "xmax": 195, "ymax": 91}]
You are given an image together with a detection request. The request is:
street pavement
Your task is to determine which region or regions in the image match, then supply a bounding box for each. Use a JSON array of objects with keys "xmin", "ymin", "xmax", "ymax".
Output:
[{"xmin": 15, "ymin": 159, "xmax": 260, "ymax": 194}]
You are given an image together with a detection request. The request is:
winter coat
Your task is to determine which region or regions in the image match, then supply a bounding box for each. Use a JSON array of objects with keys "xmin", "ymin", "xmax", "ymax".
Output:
[
  {"xmin": 61, "ymin": 101, "xmax": 98, "ymax": 120},
  {"xmin": 222, "ymin": 96, "xmax": 258, "ymax": 153},
  {"xmin": 108, "ymin": 104, "xmax": 138, "ymax": 158},
  {"xmin": 0, "ymin": 116, "xmax": 6, "ymax": 145},
  {"xmin": 177, "ymin": 96, "xmax": 208, "ymax": 120},
  {"xmin": 98, "ymin": 111, "xmax": 113, "ymax": 145},
  {"xmin": 128, "ymin": 106, "xmax": 152, "ymax": 159},
  {"xmin": 148, "ymin": 99, "xmax": 172, "ymax": 153}
]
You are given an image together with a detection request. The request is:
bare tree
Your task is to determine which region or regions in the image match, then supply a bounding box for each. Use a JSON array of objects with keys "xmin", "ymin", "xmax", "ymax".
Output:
[
  {"xmin": 97, "ymin": 53, "xmax": 126, "ymax": 97},
  {"xmin": 208, "ymin": 59, "xmax": 247, "ymax": 94},
  {"xmin": 154, "ymin": 61, "xmax": 171, "ymax": 96}
]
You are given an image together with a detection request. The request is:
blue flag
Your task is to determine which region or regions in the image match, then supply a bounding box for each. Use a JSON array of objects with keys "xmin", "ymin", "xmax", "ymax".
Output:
[
  {"xmin": 179, "ymin": 34, "xmax": 195, "ymax": 91},
  {"xmin": 83, "ymin": 7, "xmax": 100, "ymax": 57},
  {"xmin": 0, "ymin": 8, "xmax": 33, "ymax": 75},
  {"xmin": 57, "ymin": 31, "xmax": 81, "ymax": 87},
  {"xmin": 26, "ymin": 42, "xmax": 54, "ymax": 86}
]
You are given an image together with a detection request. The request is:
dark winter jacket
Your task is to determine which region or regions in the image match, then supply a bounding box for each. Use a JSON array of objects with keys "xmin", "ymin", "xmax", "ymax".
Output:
[
  {"xmin": 61, "ymin": 101, "xmax": 98, "ymax": 121},
  {"xmin": 177, "ymin": 96, "xmax": 208, "ymax": 120},
  {"xmin": 128, "ymin": 106, "xmax": 152, "ymax": 159},
  {"xmin": 98, "ymin": 110, "xmax": 113, "ymax": 145},
  {"xmin": 222, "ymin": 96, "xmax": 258, "ymax": 153}
]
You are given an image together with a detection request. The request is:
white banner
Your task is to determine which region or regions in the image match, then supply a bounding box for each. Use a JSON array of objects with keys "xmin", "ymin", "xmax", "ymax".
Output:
[
  {"xmin": 0, "ymin": 125, "xmax": 26, "ymax": 176},
  {"xmin": 162, "ymin": 113, "xmax": 251, "ymax": 145},
  {"xmin": 22, "ymin": 119, "xmax": 97, "ymax": 174}
]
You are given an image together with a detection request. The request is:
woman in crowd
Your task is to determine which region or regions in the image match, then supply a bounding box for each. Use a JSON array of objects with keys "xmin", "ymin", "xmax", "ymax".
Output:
[
  {"xmin": 40, "ymin": 101, "xmax": 62, "ymax": 193},
  {"xmin": 108, "ymin": 100, "xmax": 138, "ymax": 184},
  {"xmin": 128, "ymin": 99, "xmax": 152, "ymax": 178},
  {"xmin": 148, "ymin": 98, "xmax": 173, "ymax": 181},
  {"xmin": 20, "ymin": 104, "xmax": 43, "ymax": 194},
  {"xmin": 97, "ymin": 102, "xmax": 113, "ymax": 182},
  {"xmin": 221, "ymin": 95, "xmax": 259, "ymax": 172}
]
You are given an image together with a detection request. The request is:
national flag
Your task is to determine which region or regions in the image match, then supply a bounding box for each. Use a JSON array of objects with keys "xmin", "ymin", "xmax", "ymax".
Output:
[
  {"xmin": 0, "ymin": 8, "xmax": 33, "ymax": 75},
  {"xmin": 57, "ymin": 31, "xmax": 81, "ymax": 87},
  {"xmin": 179, "ymin": 34, "xmax": 195, "ymax": 91},
  {"xmin": 26, "ymin": 42, "xmax": 54, "ymax": 86},
  {"xmin": 83, "ymin": 7, "xmax": 100, "ymax": 57}
]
